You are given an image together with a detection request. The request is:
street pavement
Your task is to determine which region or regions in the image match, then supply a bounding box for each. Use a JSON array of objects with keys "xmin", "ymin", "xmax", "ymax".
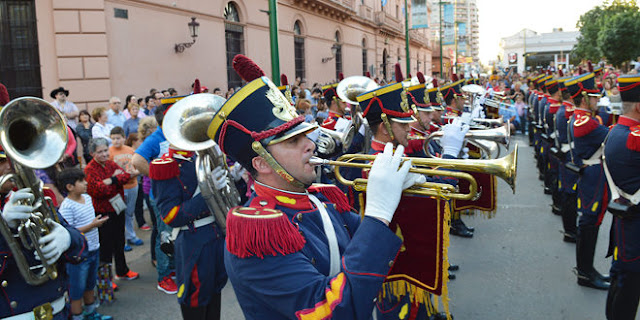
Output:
[{"xmin": 100, "ymin": 134, "xmax": 616, "ymax": 320}]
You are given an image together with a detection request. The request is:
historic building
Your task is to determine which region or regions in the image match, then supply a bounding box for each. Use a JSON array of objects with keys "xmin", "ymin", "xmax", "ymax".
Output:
[
  {"xmin": 1, "ymin": 0, "xmax": 433, "ymax": 110},
  {"xmin": 498, "ymin": 28, "xmax": 579, "ymax": 73}
]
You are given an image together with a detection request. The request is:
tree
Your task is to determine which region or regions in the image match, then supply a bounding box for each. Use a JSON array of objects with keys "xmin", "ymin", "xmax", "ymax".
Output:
[
  {"xmin": 572, "ymin": 0, "xmax": 639, "ymax": 67},
  {"xmin": 597, "ymin": 10, "xmax": 640, "ymax": 67}
]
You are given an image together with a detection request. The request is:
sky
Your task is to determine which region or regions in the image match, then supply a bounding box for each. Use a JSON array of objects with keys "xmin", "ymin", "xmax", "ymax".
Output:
[{"xmin": 477, "ymin": 0, "xmax": 606, "ymax": 64}]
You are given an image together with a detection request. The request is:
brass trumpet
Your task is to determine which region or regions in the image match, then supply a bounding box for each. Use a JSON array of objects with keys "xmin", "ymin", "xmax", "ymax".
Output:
[
  {"xmin": 316, "ymin": 126, "xmax": 356, "ymax": 154},
  {"xmin": 424, "ymin": 125, "xmax": 510, "ymax": 159},
  {"xmin": 310, "ymin": 145, "xmax": 518, "ymax": 199}
]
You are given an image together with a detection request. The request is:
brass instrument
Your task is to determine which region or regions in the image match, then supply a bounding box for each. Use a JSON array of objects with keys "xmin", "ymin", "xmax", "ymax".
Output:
[
  {"xmin": 316, "ymin": 126, "xmax": 355, "ymax": 155},
  {"xmin": 337, "ymin": 76, "xmax": 380, "ymax": 105},
  {"xmin": 424, "ymin": 125, "xmax": 511, "ymax": 159},
  {"xmin": 163, "ymin": 93, "xmax": 241, "ymax": 235},
  {"xmin": 0, "ymin": 97, "xmax": 69, "ymax": 285},
  {"xmin": 310, "ymin": 145, "xmax": 518, "ymax": 199}
]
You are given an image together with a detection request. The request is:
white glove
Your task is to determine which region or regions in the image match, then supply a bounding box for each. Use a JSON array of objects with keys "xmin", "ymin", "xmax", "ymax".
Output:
[
  {"xmin": 212, "ymin": 166, "xmax": 228, "ymax": 190},
  {"xmin": 461, "ymin": 147, "xmax": 470, "ymax": 159},
  {"xmin": 364, "ymin": 143, "xmax": 412, "ymax": 224},
  {"xmin": 2, "ymin": 188, "xmax": 35, "ymax": 228},
  {"xmin": 440, "ymin": 119, "xmax": 470, "ymax": 158},
  {"xmin": 471, "ymin": 106, "xmax": 482, "ymax": 119},
  {"xmin": 229, "ymin": 164, "xmax": 247, "ymax": 182},
  {"xmin": 459, "ymin": 112, "xmax": 472, "ymax": 125},
  {"xmin": 402, "ymin": 172, "xmax": 427, "ymax": 190},
  {"xmin": 38, "ymin": 219, "xmax": 71, "ymax": 265}
]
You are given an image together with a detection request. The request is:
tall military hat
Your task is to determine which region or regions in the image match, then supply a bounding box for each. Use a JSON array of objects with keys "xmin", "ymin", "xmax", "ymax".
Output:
[
  {"xmin": 207, "ymin": 54, "xmax": 317, "ymax": 188},
  {"xmin": 537, "ymin": 74, "xmax": 552, "ymax": 91},
  {"xmin": 405, "ymin": 72, "xmax": 432, "ymax": 112},
  {"xmin": 565, "ymin": 73, "xmax": 601, "ymax": 99},
  {"xmin": 357, "ymin": 81, "xmax": 415, "ymax": 140},
  {"xmin": 617, "ymin": 74, "xmax": 640, "ymax": 102},
  {"xmin": 428, "ymin": 78, "xmax": 445, "ymax": 111},
  {"xmin": 557, "ymin": 75, "xmax": 572, "ymax": 93},
  {"xmin": 544, "ymin": 77, "xmax": 559, "ymax": 95},
  {"xmin": 439, "ymin": 75, "xmax": 463, "ymax": 103},
  {"xmin": 321, "ymin": 83, "xmax": 339, "ymax": 104}
]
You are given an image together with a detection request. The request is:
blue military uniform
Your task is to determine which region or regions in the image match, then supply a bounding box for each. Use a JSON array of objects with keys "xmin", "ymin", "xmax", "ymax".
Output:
[
  {"xmin": 0, "ymin": 206, "xmax": 87, "ymax": 319},
  {"xmin": 603, "ymin": 74, "xmax": 640, "ymax": 319},
  {"xmin": 555, "ymin": 97, "xmax": 579, "ymax": 242},
  {"xmin": 566, "ymin": 72, "xmax": 611, "ymax": 290},
  {"xmin": 150, "ymin": 150, "xmax": 227, "ymax": 313},
  {"xmin": 206, "ymin": 55, "xmax": 403, "ymax": 319}
]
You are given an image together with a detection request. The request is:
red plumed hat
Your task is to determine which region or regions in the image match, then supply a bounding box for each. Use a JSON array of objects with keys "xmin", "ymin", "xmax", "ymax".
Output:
[
  {"xmin": 233, "ymin": 54, "xmax": 266, "ymax": 82},
  {"xmin": 432, "ymin": 78, "xmax": 439, "ymax": 88},
  {"xmin": 0, "ymin": 83, "xmax": 9, "ymax": 106},
  {"xmin": 417, "ymin": 72, "xmax": 426, "ymax": 84},
  {"xmin": 394, "ymin": 63, "xmax": 403, "ymax": 82},
  {"xmin": 280, "ymin": 74, "xmax": 289, "ymax": 86}
]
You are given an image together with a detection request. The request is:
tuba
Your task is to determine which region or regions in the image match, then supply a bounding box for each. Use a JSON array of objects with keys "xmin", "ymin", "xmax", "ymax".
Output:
[
  {"xmin": 0, "ymin": 97, "xmax": 69, "ymax": 285},
  {"xmin": 162, "ymin": 93, "xmax": 241, "ymax": 236},
  {"xmin": 337, "ymin": 76, "xmax": 379, "ymax": 105}
]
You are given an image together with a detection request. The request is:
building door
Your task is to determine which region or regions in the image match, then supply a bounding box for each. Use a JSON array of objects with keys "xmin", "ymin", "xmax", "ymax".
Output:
[
  {"xmin": 224, "ymin": 2, "xmax": 244, "ymax": 90},
  {"xmin": 0, "ymin": 0, "xmax": 42, "ymax": 99}
]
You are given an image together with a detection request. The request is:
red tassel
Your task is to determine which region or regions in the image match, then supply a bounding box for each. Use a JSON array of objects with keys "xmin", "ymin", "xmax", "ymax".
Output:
[
  {"xmin": 308, "ymin": 184, "xmax": 351, "ymax": 213},
  {"xmin": 338, "ymin": 72, "xmax": 344, "ymax": 81},
  {"xmin": 417, "ymin": 72, "xmax": 425, "ymax": 84},
  {"xmin": 408, "ymin": 73, "xmax": 412, "ymax": 79},
  {"xmin": 193, "ymin": 79, "xmax": 201, "ymax": 94},
  {"xmin": 0, "ymin": 83, "xmax": 8, "ymax": 106},
  {"xmin": 573, "ymin": 115, "xmax": 599, "ymax": 137},
  {"xmin": 587, "ymin": 61, "xmax": 593, "ymax": 73},
  {"xmin": 365, "ymin": 71, "xmax": 371, "ymax": 78},
  {"xmin": 226, "ymin": 207, "xmax": 306, "ymax": 259},
  {"xmin": 432, "ymin": 78, "xmax": 439, "ymax": 88},
  {"xmin": 280, "ymin": 74, "xmax": 289, "ymax": 86},
  {"xmin": 578, "ymin": 67, "xmax": 584, "ymax": 75},
  {"xmin": 451, "ymin": 73, "xmax": 458, "ymax": 82},
  {"xmin": 232, "ymin": 54, "xmax": 266, "ymax": 82},
  {"xmin": 627, "ymin": 126, "xmax": 640, "ymax": 151},
  {"xmin": 395, "ymin": 63, "xmax": 403, "ymax": 82},
  {"xmin": 558, "ymin": 69, "xmax": 564, "ymax": 77}
]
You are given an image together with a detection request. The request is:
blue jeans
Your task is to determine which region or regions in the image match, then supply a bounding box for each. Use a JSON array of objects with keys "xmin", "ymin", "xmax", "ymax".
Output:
[
  {"xmin": 66, "ymin": 249, "xmax": 99, "ymax": 300},
  {"xmin": 149, "ymin": 197, "xmax": 173, "ymax": 281},
  {"xmin": 124, "ymin": 186, "xmax": 139, "ymax": 241}
]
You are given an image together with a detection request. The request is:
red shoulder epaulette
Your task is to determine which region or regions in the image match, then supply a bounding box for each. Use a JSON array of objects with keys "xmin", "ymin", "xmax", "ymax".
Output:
[
  {"xmin": 149, "ymin": 157, "xmax": 179, "ymax": 180},
  {"xmin": 573, "ymin": 115, "xmax": 599, "ymax": 138},
  {"xmin": 226, "ymin": 204, "xmax": 306, "ymax": 259},
  {"xmin": 549, "ymin": 103, "xmax": 561, "ymax": 114},
  {"xmin": 308, "ymin": 184, "xmax": 351, "ymax": 213},
  {"xmin": 627, "ymin": 125, "xmax": 640, "ymax": 152}
]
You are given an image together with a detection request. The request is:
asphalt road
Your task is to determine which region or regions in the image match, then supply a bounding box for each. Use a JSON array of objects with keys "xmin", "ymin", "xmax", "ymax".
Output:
[{"xmin": 100, "ymin": 134, "xmax": 618, "ymax": 320}]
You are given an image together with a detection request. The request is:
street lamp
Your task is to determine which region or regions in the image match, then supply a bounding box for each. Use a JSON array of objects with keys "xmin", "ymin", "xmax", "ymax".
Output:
[
  {"xmin": 322, "ymin": 44, "xmax": 340, "ymax": 63},
  {"xmin": 175, "ymin": 17, "xmax": 200, "ymax": 53}
]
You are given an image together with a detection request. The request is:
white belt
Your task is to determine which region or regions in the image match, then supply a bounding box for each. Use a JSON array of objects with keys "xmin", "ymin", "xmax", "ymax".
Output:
[
  {"xmin": 3, "ymin": 295, "xmax": 66, "ymax": 320},
  {"xmin": 561, "ymin": 144, "xmax": 571, "ymax": 154},
  {"xmin": 179, "ymin": 215, "xmax": 215, "ymax": 231},
  {"xmin": 582, "ymin": 145, "xmax": 604, "ymax": 166},
  {"xmin": 549, "ymin": 132, "xmax": 557, "ymax": 139}
]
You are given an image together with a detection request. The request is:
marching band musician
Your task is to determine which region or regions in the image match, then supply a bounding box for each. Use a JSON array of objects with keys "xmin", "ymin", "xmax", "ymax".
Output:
[
  {"xmin": 603, "ymin": 74, "xmax": 640, "ymax": 320},
  {"xmin": 0, "ymin": 89, "xmax": 88, "ymax": 319},
  {"xmin": 566, "ymin": 72, "xmax": 611, "ymax": 290},
  {"xmin": 356, "ymin": 77, "xmax": 467, "ymax": 319},
  {"xmin": 321, "ymin": 81, "xmax": 347, "ymax": 131},
  {"xmin": 535, "ymin": 74, "xmax": 552, "ymax": 187},
  {"xmin": 149, "ymin": 96, "xmax": 228, "ymax": 320},
  {"xmin": 542, "ymin": 75, "xmax": 563, "ymax": 214},
  {"xmin": 209, "ymin": 54, "xmax": 422, "ymax": 319},
  {"xmin": 554, "ymin": 76, "xmax": 579, "ymax": 243}
]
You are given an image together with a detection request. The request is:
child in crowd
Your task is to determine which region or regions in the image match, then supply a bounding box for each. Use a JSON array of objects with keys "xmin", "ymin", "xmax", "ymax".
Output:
[
  {"xmin": 108, "ymin": 127, "xmax": 142, "ymax": 251},
  {"xmin": 57, "ymin": 168, "xmax": 112, "ymax": 320},
  {"xmin": 126, "ymin": 133, "xmax": 150, "ymax": 231}
]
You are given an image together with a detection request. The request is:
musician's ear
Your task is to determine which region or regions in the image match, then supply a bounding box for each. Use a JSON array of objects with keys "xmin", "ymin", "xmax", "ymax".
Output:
[{"xmin": 252, "ymin": 156, "xmax": 272, "ymax": 175}]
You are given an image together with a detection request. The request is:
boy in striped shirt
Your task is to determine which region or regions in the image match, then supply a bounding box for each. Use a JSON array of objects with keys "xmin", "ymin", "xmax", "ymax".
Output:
[{"xmin": 58, "ymin": 168, "xmax": 112, "ymax": 320}]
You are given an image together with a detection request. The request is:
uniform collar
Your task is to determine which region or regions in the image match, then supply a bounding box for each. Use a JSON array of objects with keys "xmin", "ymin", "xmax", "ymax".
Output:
[
  {"xmin": 445, "ymin": 107, "xmax": 461, "ymax": 116},
  {"xmin": 328, "ymin": 111, "xmax": 343, "ymax": 119},
  {"xmin": 169, "ymin": 148, "xmax": 195, "ymax": 161},
  {"xmin": 573, "ymin": 108, "xmax": 593, "ymax": 117},
  {"xmin": 253, "ymin": 181, "xmax": 313, "ymax": 210},
  {"xmin": 547, "ymin": 98, "xmax": 560, "ymax": 105},
  {"xmin": 618, "ymin": 116, "xmax": 640, "ymax": 127},
  {"xmin": 370, "ymin": 139, "xmax": 387, "ymax": 152}
]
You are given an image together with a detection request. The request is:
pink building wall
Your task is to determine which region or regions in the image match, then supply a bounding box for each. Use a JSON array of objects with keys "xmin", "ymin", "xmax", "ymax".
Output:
[{"xmin": 35, "ymin": 0, "xmax": 432, "ymax": 111}]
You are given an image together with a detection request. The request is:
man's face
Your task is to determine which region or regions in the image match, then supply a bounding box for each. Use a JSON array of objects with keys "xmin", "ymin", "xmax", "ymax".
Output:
[
  {"xmin": 110, "ymin": 99, "xmax": 121, "ymax": 112},
  {"xmin": 153, "ymin": 93, "xmax": 163, "ymax": 106},
  {"xmin": 417, "ymin": 110, "xmax": 433, "ymax": 129},
  {"xmin": 455, "ymin": 96, "xmax": 464, "ymax": 110},
  {"xmin": 55, "ymin": 92, "xmax": 66, "ymax": 102},
  {"xmin": 214, "ymin": 89, "xmax": 222, "ymax": 96},
  {"xmin": 432, "ymin": 109, "xmax": 443, "ymax": 124},
  {"xmin": 335, "ymin": 100, "xmax": 347, "ymax": 114},
  {"xmin": 390, "ymin": 121, "xmax": 411, "ymax": 147},
  {"xmin": 588, "ymin": 96, "xmax": 599, "ymax": 111},
  {"xmin": 267, "ymin": 134, "xmax": 317, "ymax": 186}
]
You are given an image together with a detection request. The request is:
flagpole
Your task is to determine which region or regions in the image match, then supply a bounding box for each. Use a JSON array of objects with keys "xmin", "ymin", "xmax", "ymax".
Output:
[
  {"xmin": 405, "ymin": 0, "xmax": 410, "ymax": 76},
  {"xmin": 268, "ymin": 0, "xmax": 280, "ymax": 86}
]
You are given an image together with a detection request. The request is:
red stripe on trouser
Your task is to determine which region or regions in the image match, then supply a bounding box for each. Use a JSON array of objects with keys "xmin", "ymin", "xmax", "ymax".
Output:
[{"xmin": 190, "ymin": 264, "xmax": 201, "ymax": 307}]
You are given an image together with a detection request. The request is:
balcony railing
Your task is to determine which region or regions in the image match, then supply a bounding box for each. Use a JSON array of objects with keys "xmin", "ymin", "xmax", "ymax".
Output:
[
  {"xmin": 358, "ymin": 5, "xmax": 373, "ymax": 21},
  {"xmin": 374, "ymin": 11, "xmax": 402, "ymax": 34}
]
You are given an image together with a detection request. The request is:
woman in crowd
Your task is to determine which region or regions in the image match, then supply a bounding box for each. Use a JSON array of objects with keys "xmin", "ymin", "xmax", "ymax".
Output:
[
  {"xmin": 123, "ymin": 95, "xmax": 146, "ymax": 120},
  {"xmin": 91, "ymin": 107, "xmax": 114, "ymax": 145},
  {"xmin": 76, "ymin": 110, "xmax": 94, "ymax": 166},
  {"xmin": 124, "ymin": 104, "xmax": 141, "ymax": 138}
]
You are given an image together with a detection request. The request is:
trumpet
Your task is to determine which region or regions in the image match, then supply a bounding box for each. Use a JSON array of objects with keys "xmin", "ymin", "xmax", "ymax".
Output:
[
  {"xmin": 310, "ymin": 145, "xmax": 518, "ymax": 199},
  {"xmin": 316, "ymin": 126, "xmax": 356, "ymax": 155},
  {"xmin": 337, "ymin": 76, "xmax": 379, "ymax": 105},
  {"xmin": 424, "ymin": 125, "xmax": 511, "ymax": 158}
]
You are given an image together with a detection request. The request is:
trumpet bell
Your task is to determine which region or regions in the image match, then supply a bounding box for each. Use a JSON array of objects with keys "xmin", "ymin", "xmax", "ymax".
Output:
[
  {"xmin": 163, "ymin": 93, "xmax": 226, "ymax": 151},
  {"xmin": 337, "ymin": 76, "xmax": 379, "ymax": 105},
  {"xmin": 0, "ymin": 97, "xmax": 68, "ymax": 169}
]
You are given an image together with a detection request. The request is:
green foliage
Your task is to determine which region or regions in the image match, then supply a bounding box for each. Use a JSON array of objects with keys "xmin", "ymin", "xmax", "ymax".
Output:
[{"xmin": 572, "ymin": 0, "xmax": 640, "ymax": 67}]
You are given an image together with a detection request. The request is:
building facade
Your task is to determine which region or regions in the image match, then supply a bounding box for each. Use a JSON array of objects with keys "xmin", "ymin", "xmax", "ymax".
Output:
[
  {"xmin": 499, "ymin": 28, "xmax": 579, "ymax": 73},
  {"xmin": 1, "ymin": 0, "xmax": 434, "ymax": 110},
  {"xmin": 428, "ymin": 0, "xmax": 479, "ymax": 72}
]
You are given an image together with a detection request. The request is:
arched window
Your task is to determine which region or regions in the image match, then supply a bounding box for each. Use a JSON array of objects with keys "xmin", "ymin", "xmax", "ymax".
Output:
[
  {"xmin": 294, "ymin": 21, "xmax": 305, "ymax": 81},
  {"xmin": 224, "ymin": 2, "xmax": 244, "ymax": 89},
  {"xmin": 334, "ymin": 31, "xmax": 342, "ymax": 80},
  {"xmin": 362, "ymin": 38, "xmax": 368, "ymax": 76}
]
